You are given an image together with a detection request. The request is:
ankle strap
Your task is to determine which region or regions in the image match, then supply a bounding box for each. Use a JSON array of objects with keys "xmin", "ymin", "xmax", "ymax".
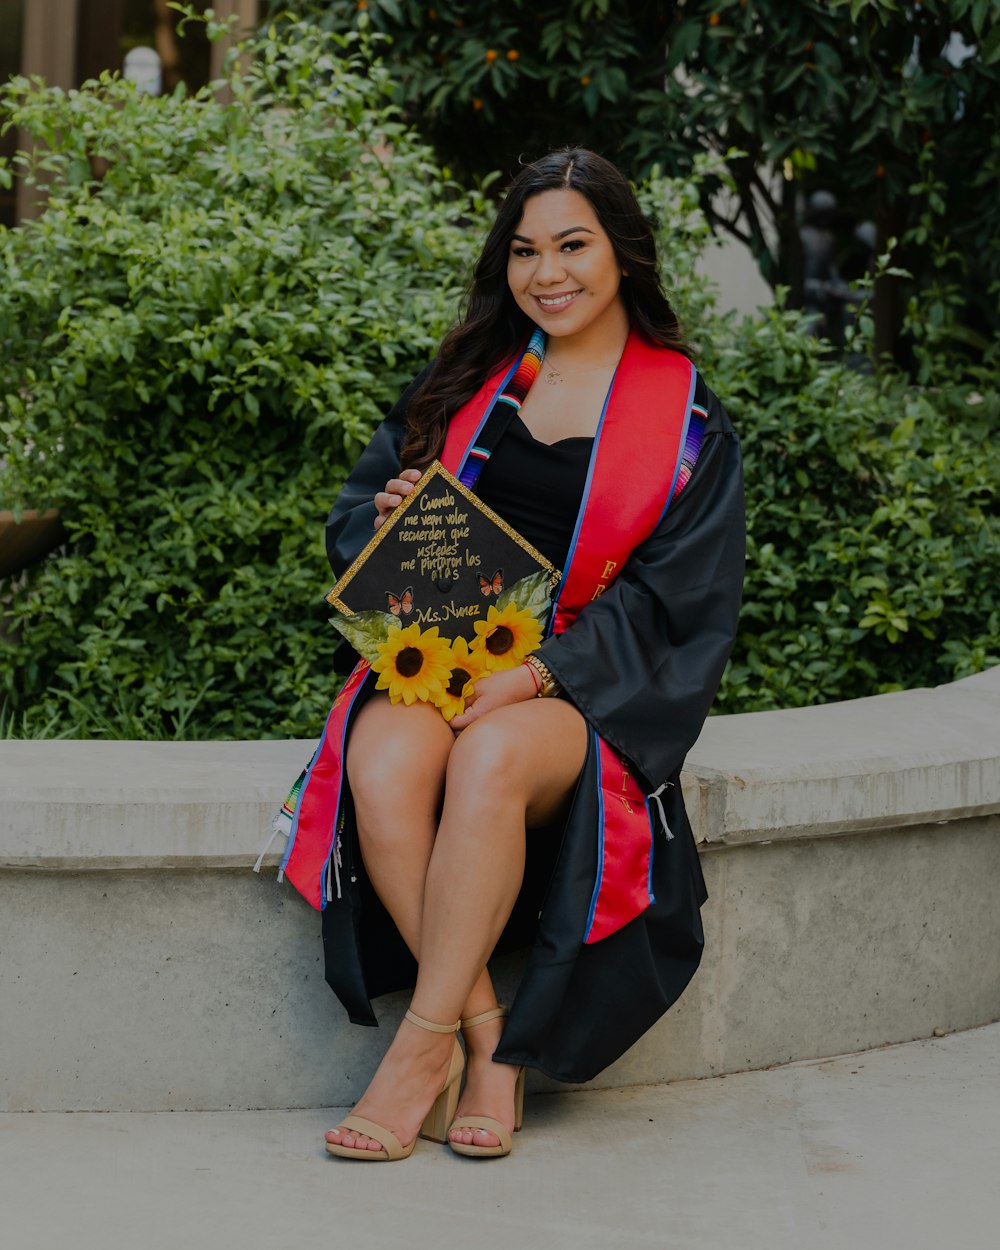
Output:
[
  {"xmin": 404, "ymin": 1009, "xmax": 459, "ymax": 1034},
  {"xmin": 460, "ymin": 1006, "xmax": 508, "ymax": 1029}
]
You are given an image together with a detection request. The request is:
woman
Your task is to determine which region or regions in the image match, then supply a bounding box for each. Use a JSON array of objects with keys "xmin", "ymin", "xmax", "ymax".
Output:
[{"xmin": 278, "ymin": 148, "xmax": 745, "ymax": 1160}]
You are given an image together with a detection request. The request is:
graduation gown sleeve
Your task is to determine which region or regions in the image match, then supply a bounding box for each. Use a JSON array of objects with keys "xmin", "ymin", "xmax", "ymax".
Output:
[{"xmin": 491, "ymin": 388, "xmax": 744, "ymax": 1082}]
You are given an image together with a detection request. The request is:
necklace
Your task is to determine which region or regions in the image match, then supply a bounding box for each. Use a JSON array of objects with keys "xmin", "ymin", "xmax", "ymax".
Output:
[{"xmin": 543, "ymin": 358, "xmax": 621, "ymax": 387}]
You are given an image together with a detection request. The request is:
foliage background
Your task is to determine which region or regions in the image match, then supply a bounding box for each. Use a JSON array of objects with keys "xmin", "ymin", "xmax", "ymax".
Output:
[
  {"xmin": 282, "ymin": 0, "xmax": 1000, "ymax": 363},
  {"xmin": 1, "ymin": 22, "xmax": 998, "ymax": 738},
  {"xmin": 0, "ymin": 28, "xmax": 487, "ymax": 736}
]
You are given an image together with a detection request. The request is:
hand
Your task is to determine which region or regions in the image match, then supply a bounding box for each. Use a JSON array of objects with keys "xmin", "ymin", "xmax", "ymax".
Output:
[
  {"xmin": 450, "ymin": 664, "xmax": 537, "ymax": 731},
  {"xmin": 374, "ymin": 468, "xmax": 422, "ymax": 531}
]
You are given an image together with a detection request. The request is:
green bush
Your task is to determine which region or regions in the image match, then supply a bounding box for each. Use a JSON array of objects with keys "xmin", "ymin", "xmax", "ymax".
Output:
[
  {"xmin": 642, "ymin": 167, "xmax": 999, "ymax": 711},
  {"xmin": 0, "ymin": 24, "xmax": 489, "ymax": 737},
  {"xmin": 705, "ymin": 300, "xmax": 1000, "ymax": 712},
  {"xmin": 1, "ymin": 24, "xmax": 997, "ymax": 737}
]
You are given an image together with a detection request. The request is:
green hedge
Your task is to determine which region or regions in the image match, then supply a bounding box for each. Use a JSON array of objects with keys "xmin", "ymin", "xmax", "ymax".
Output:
[
  {"xmin": 706, "ymin": 304, "xmax": 999, "ymax": 711},
  {"xmin": 0, "ymin": 26, "xmax": 489, "ymax": 737},
  {"xmin": 1, "ymin": 25, "xmax": 997, "ymax": 737}
]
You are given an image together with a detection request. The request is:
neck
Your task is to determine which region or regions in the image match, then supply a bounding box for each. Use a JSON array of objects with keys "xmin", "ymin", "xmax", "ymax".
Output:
[{"xmin": 542, "ymin": 305, "xmax": 631, "ymax": 372}]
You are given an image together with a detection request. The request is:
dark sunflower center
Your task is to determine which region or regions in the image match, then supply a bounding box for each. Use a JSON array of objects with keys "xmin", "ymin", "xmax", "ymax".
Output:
[
  {"xmin": 486, "ymin": 625, "xmax": 514, "ymax": 656},
  {"xmin": 446, "ymin": 667, "xmax": 471, "ymax": 698},
  {"xmin": 395, "ymin": 646, "xmax": 424, "ymax": 678}
]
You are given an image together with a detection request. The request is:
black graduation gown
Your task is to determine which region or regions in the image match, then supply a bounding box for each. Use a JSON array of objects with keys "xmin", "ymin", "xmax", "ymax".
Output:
[{"xmin": 319, "ymin": 368, "xmax": 745, "ymax": 1083}]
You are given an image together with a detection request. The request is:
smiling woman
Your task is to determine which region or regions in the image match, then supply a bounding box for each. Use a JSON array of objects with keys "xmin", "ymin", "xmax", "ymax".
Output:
[
  {"xmin": 504, "ymin": 190, "xmax": 631, "ymax": 443},
  {"xmin": 507, "ymin": 190, "xmax": 627, "ymax": 349},
  {"xmin": 280, "ymin": 148, "xmax": 745, "ymax": 1164}
]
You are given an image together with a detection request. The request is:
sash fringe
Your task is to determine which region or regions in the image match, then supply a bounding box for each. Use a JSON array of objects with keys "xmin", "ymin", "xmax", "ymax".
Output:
[
  {"xmin": 649, "ymin": 782, "xmax": 675, "ymax": 841},
  {"xmin": 253, "ymin": 812, "xmax": 290, "ymax": 875}
]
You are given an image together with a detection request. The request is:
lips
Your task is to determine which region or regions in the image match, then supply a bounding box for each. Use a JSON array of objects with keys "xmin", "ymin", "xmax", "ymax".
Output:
[{"xmin": 534, "ymin": 289, "xmax": 583, "ymax": 310}]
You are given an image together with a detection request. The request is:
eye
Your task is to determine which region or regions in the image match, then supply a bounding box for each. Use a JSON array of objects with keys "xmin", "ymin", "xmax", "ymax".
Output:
[
  {"xmin": 510, "ymin": 246, "xmax": 535, "ymax": 258},
  {"xmin": 561, "ymin": 239, "xmax": 586, "ymax": 251}
]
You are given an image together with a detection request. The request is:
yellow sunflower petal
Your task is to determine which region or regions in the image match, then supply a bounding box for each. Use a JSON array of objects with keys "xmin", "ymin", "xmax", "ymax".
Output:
[
  {"xmin": 469, "ymin": 600, "xmax": 544, "ymax": 672},
  {"xmin": 431, "ymin": 635, "xmax": 488, "ymax": 719},
  {"xmin": 371, "ymin": 622, "xmax": 454, "ymax": 705}
]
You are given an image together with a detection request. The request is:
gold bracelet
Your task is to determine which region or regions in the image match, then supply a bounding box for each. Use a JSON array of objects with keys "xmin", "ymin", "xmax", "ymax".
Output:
[{"xmin": 524, "ymin": 653, "xmax": 560, "ymax": 698}]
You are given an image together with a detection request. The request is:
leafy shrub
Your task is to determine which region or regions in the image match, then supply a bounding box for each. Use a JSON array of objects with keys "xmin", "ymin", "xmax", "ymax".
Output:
[
  {"xmin": 704, "ymin": 300, "xmax": 1000, "ymax": 712},
  {"xmin": 1, "ymin": 23, "xmax": 997, "ymax": 737},
  {"xmin": 0, "ymin": 24, "xmax": 490, "ymax": 737},
  {"xmin": 641, "ymin": 166, "xmax": 999, "ymax": 710}
]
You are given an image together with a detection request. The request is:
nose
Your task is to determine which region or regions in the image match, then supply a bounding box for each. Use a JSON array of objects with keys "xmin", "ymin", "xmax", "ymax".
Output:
[{"xmin": 535, "ymin": 248, "xmax": 567, "ymax": 285}]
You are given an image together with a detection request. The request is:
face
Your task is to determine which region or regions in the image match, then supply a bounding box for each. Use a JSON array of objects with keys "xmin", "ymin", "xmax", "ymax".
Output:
[{"xmin": 506, "ymin": 188, "xmax": 627, "ymax": 348}]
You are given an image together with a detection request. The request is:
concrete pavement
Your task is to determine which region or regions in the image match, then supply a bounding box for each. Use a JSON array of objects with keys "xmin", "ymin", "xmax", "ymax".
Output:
[{"xmin": 3, "ymin": 1023, "xmax": 997, "ymax": 1250}]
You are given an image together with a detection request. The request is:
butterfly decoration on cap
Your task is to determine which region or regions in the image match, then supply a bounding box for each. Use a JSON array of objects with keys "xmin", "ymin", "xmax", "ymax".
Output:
[
  {"xmin": 478, "ymin": 569, "xmax": 503, "ymax": 598},
  {"xmin": 385, "ymin": 587, "xmax": 414, "ymax": 617}
]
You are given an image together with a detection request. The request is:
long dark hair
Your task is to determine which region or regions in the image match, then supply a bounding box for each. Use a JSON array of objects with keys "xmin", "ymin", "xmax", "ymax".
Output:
[{"xmin": 400, "ymin": 147, "xmax": 686, "ymax": 469}]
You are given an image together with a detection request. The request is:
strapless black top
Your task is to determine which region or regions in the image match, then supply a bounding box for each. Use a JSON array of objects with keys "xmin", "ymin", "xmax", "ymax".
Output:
[{"xmin": 475, "ymin": 415, "xmax": 592, "ymax": 574}]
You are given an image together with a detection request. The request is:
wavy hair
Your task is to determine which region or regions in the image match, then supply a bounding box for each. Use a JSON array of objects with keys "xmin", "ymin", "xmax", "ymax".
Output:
[{"xmin": 400, "ymin": 148, "xmax": 686, "ymax": 469}]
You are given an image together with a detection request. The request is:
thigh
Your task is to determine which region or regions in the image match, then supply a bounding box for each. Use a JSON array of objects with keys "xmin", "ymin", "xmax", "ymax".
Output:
[
  {"xmin": 447, "ymin": 698, "xmax": 588, "ymax": 828},
  {"xmin": 346, "ymin": 692, "xmax": 457, "ymax": 812}
]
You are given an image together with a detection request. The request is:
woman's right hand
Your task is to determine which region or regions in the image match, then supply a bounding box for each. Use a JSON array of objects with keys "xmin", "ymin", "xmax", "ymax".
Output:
[{"xmin": 373, "ymin": 468, "xmax": 422, "ymax": 530}]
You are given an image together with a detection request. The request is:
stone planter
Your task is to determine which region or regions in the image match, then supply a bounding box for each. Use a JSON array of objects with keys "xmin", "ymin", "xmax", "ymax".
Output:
[
  {"xmin": 2, "ymin": 669, "xmax": 998, "ymax": 1111},
  {"xmin": 0, "ymin": 509, "xmax": 64, "ymax": 578}
]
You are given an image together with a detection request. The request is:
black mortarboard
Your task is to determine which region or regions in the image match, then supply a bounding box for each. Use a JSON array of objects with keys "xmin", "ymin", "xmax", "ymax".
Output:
[{"xmin": 326, "ymin": 461, "xmax": 559, "ymax": 651}]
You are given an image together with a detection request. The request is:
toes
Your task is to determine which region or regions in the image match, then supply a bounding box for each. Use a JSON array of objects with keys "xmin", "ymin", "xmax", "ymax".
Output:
[
  {"xmin": 326, "ymin": 1127, "xmax": 380, "ymax": 1153},
  {"xmin": 448, "ymin": 1126, "xmax": 500, "ymax": 1148}
]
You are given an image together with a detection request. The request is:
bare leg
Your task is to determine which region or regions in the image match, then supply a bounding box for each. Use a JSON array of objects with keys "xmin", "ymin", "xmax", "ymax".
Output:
[
  {"xmin": 347, "ymin": 693, "xmax": 500, "ymax": 1020},
  {"xmin": 417, "ymin": 699, "xmax": 587, "ymax": 1148},
  {"xmin": 328, "ymin": 698, "xmax": 586, "ymax": 1155},
  {"xmin": 326, "ymin": 694, "xmax": 505, "ymax": 1154}
]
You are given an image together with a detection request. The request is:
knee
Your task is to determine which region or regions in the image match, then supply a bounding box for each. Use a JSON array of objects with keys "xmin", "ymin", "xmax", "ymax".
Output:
[
  {"xmin": 446, "ymin": 717, "xmax": 528, "ymax": 799},
  {"xmin": 347, "ymin": 723, "xmax": 450, "ymax": 819}
]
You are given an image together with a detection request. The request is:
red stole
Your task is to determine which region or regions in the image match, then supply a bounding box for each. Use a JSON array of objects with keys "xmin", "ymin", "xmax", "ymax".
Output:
[{"xmin": 283, "ymin": 330, "xmax": 695, "ymax": 943}]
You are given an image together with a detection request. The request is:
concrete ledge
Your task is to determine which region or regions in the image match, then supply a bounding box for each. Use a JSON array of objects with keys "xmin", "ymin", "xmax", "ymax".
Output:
[
  {"xmin": 0, "ymin": 740, "xmax": 309, "ymax": 870},
  {"xmin": 2, "ymin": 669, "xmax": 999, "ymax": 1110},
  {"xmin": 683, "ymin": 668, "xmax": 1000, "ymax": 843}
]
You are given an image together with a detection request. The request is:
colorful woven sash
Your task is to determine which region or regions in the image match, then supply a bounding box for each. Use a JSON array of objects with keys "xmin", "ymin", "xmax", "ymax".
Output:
[{"xmin": 457, "ymin": 328, "xmax": 545, "ymax": 490}]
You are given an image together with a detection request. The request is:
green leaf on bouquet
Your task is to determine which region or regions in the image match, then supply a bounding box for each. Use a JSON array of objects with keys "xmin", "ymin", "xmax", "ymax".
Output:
[
  {"xmin": 329, "ymin": 609, "xmax": 398, "ymax": 662},
  {"xmin": 496, "ymin": 569, "xmax": 555, "ymax": 622}
]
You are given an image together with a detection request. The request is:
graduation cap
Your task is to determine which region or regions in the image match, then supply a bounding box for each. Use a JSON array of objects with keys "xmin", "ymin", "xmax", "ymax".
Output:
[{"xmin": 326, "ymin": 461, "xmax": 560, "ymax": 661}]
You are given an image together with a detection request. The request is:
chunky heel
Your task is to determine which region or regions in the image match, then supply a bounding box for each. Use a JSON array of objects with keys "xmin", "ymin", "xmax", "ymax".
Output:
[
  {"xmin": 448, "ymin": 1004, "xmax": 525, "ymax": 1158},
  {"xmin": 420, "ymin": 1041, "xmax": 465, "ymax": 1143},
  {"xmin": 513, "ymin": 1065, "xmax": 526, "ymax": 1132}
]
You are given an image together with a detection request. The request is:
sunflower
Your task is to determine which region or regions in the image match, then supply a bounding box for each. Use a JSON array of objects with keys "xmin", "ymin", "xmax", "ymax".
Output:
[
  {"xmin": 433, "ymin": 636, "xmax": 486, "ymax": 722},
  {"xmin": 470, "ymin": 601, "xmax": 544, "ymax": 673},
  {"xmin": 371, "ymin": 622, "xmax": 454, "ymax": 706}
]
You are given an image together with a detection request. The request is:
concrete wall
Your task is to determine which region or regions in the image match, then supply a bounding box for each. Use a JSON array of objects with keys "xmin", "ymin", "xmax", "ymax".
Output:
[
  {"xmin": 2, "ymin": 670, "xmax": 998, "ymax": 1112},
  {"xmin": 696, "ymin": 233, "xmax": 773, "ymax": 321}
]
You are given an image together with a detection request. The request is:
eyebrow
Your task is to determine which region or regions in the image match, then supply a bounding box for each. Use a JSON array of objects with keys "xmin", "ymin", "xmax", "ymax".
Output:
[{"xmin": 511, "ymin": 227, "xmax": 596, "ymax": 243}]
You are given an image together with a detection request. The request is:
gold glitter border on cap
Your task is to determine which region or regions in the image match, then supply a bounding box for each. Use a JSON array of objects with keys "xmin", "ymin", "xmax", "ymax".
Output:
[{"xmin": 325, "ymin": 460, "xmax": 560, "ymax": 617}]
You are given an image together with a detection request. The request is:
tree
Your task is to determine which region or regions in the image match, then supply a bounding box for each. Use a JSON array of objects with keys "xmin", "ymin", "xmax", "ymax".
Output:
[
  {"xmin": 655, "ymin": 0, "xmax": 1000, "ymax": 362},
  {"xmin": 280, "ymin": 0, "xmax": 1000, "ymax": 361}
]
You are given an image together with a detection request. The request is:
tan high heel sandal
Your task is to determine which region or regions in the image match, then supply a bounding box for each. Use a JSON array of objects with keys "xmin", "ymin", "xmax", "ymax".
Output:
[
  {"xmin": 448, "ymin": 1006, "xmax": 525, "ymax": 1159},
  {"xmin": 325, "ymin": 1009, "xmax": 465, "ymax": 1161}
]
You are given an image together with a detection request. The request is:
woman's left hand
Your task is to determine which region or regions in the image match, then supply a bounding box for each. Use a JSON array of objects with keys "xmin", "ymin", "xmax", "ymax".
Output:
[{"xmin": 450, "ymin": 664, "xmax": 537, "ymax": 731}]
